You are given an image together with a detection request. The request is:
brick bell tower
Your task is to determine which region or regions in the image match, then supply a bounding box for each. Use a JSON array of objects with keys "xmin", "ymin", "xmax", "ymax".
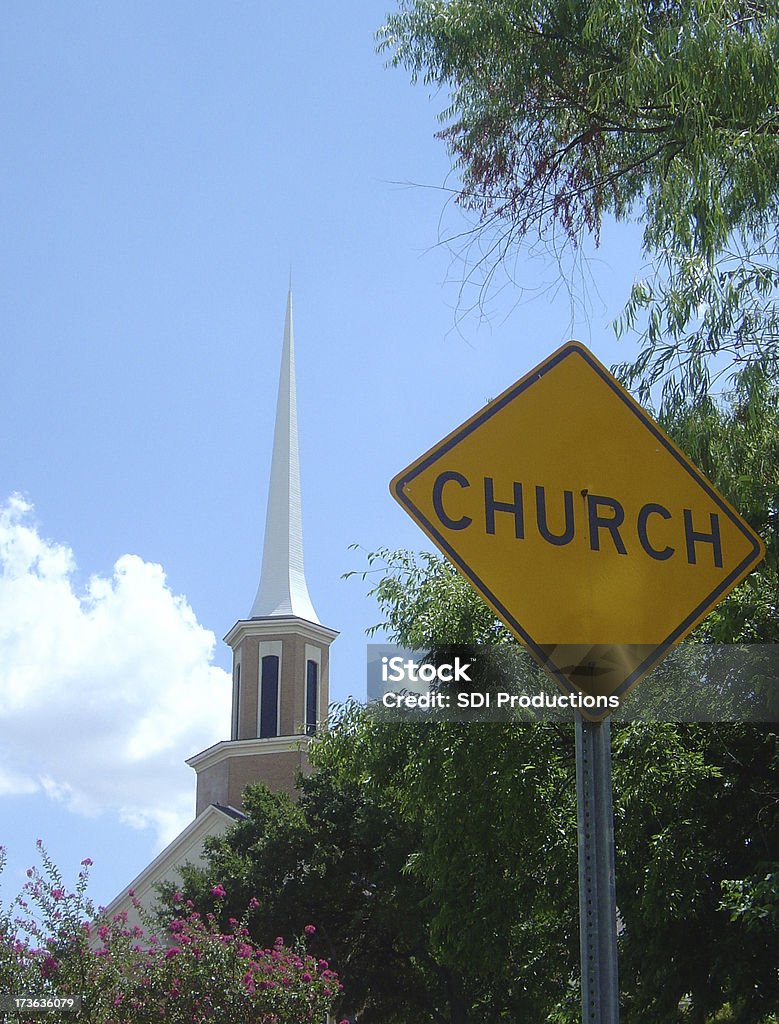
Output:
[{"xmin": 187, "ymin": 289, "xmax": 337, "ymax": 814}]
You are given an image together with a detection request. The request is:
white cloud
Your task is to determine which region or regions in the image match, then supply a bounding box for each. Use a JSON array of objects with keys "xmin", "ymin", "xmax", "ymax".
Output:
[{"xmin": 0, "ymin": 495, "xmax": 231, "ymax": 848}]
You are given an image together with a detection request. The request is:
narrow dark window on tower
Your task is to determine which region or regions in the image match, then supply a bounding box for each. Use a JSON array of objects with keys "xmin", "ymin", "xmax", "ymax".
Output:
[
  {"xmin": 232, "ymin": 664, "xmax": 241, "ymax": 740},
  {"xmin": 260, "ymin": 655, "xmax": 279, "ymax": 738},
  {"xmin": 305, "ymin": 659, "xmax": 318, "ymax": 736}
]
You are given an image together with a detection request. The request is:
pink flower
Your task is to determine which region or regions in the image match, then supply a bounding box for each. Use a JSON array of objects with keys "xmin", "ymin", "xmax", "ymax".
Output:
[
  {"xmin": 172, "ymin": 890, "xmax": 183, "ymax": 903},
  {"xmin": 248, "ymin": 896, "xmax": 260, "ymax": 910},
  {"xmin": 211, "ymin": 884, "xmax": 226, "ymax": 898},
  {"xmin": 50, "ymin": 888, "xmax": 65, "ymax": 901},
  {"xmin": 81, "ymin": 857, "xmax": 93, "ymax": 867},
  {"xmin": 304, "ymin": 924, "xmax": 316, "ymax": 935},
  {"xmin": 165, "ymin": 946, "xmax": 181, "ymax": 959},
  {"xmin": 41, "ymin": 956, "xmax": 58, "ymax": 979}
]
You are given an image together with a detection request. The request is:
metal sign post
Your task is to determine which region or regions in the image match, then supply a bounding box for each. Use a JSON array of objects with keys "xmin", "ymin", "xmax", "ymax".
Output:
[{"xmin": 576, "ymin": 713, "xmax": 619, "ymax": 1024}]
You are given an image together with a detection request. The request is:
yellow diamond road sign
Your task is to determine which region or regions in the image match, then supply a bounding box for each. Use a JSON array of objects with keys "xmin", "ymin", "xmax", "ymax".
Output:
[{"xmin": 391, "ymin": 342, "xmax": 765, "ymax": 716}]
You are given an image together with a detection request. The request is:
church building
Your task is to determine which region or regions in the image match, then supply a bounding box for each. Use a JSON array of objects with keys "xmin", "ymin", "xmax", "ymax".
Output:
[{"xmin": 104, "ymin": 290, "xmax": 336, "ymax": 925}]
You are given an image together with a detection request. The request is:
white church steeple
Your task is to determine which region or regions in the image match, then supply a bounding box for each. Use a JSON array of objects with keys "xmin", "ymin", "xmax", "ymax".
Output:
[
  {"xmin": 250, "ymin": 288, "xmax": 319, "ymax": 623},
  {"xmin": 187, "ymin": 290, "xmax": 337, "ymax": 816}
]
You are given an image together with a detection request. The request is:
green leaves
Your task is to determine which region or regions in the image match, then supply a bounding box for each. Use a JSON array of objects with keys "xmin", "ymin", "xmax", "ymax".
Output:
[
  {"xmin": 380, "ymin": 0, "xmax": 779, "ymax": 403},
  {"xmin": 381, "ymin": 0, "xmax": 779, "ymax": 244},
  {"xmin": 345, "ymin": 545, "xmax": 514, "ymax": 646}
]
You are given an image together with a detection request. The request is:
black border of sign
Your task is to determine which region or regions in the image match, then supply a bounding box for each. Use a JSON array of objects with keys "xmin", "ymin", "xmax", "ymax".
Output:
[{"xmin": 390, "ymin": 341, "xmax": 766, "ymax": 715}]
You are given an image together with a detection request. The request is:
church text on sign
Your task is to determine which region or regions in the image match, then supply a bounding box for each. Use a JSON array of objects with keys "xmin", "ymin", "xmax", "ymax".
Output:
[{"xmin": 431, "ymin": 471, "xmax": 724, "ymax": 567}]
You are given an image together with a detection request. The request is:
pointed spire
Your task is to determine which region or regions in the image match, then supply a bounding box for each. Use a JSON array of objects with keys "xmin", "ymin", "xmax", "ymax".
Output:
[{"xmin": 250, "ymin": 289, "xmax": 320, "ymax": 623}]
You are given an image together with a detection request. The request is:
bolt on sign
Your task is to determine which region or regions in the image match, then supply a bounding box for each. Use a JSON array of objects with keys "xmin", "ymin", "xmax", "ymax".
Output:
[{"xmin": 391, "ymin": 342, "xmax": 765, "ymax": 719}]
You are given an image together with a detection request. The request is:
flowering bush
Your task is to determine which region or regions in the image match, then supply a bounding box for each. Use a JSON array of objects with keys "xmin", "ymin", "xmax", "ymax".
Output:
[{"xmin": 1, "ymin": 843, "xmax": 341, "ymax": 1023}]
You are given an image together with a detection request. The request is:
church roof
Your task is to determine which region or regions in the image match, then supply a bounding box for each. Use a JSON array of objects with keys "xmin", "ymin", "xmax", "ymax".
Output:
[
  {"xmin": 249, "ymin": 289, "xmax": 320, "ymax": 623},
  {"xmin": 101, "ymin": 803, "xmax": 242, "ymax": 934}
]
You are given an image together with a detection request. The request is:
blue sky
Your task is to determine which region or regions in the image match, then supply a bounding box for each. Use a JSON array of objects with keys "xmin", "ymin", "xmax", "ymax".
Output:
[{"xmin": 0, "ymin": 1, "xmax": 646, "ymax": 911}]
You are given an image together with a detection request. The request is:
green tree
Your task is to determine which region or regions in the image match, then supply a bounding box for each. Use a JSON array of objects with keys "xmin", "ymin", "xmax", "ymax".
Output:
[
  {"xmin": 170, "ymin": 721, "xmax": 581, "ymax": 1024},
  {"xmin": 658, "ymin": 364, "xmax": 779, "ymax": 643},
  {"xmin": 612, "ymin": 723, "xmax": 779, "ymax": 1024},
  {"xmin": 378, "ymin": 0, "xmax": 779, "ymax": 404},
  {"xmin": 313, "ymin": 705, "xmax": 581, "ymax": 1024},
  {"xmin": 166, "ymin": 774, "xmax": 445, "ymax": 1024}
]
